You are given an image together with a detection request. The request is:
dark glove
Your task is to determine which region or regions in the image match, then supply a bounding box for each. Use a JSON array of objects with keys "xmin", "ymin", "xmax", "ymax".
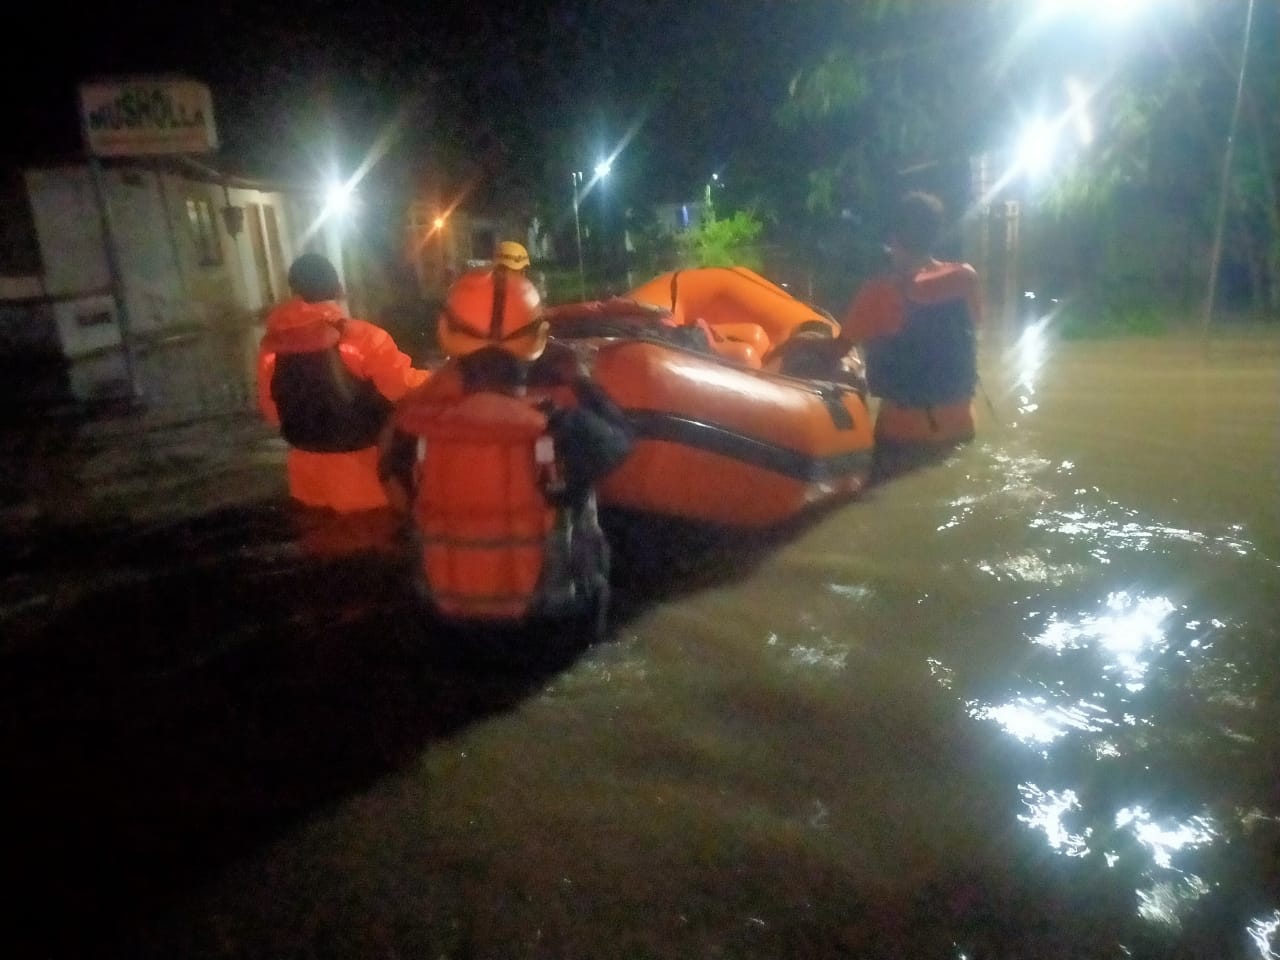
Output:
[{"xmin": 547, "ymin": 404, "xmax": 634, "ymax": 500}]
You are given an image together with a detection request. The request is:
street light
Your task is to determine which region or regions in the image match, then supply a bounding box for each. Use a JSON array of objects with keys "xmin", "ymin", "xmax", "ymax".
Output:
[
  {"xmin": 432, "ymin": 213, "xmax": 449, "ymax": 288},
  {"xmin": 593, "ymin": 160, "xmax": 613, "ymax": 276},
  {"xmin": 324, "ymin": 180, "xmax": 356, "ymax": 220},
  {"xmin": 571, "ymin": 170, "xmax": 585, "ymax": 299},
  {"xmin": 705, "ymin": 171, "xmax": 725, "ymax": 218},
  {"xmin": 1015, "ymin": 118, "xmax": 1058, "ymax": 180}
]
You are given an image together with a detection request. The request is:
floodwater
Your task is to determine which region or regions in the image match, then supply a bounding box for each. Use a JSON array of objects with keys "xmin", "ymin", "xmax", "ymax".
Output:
[{"xmin": 3, "ymin": 330, "xmax": 1279, "ymax": 959}]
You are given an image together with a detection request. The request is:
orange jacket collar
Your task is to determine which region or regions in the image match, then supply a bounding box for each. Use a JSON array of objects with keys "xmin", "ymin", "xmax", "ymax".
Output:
[{"xmin": 265, "ymin": 297, "xmax": 346, "ymax": 332}]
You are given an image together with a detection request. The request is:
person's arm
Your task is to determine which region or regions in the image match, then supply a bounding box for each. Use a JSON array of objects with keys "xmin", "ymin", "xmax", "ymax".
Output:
[
  {"xmin": 962, "ymin": 264, "xmax": 983, "ymax": 330},
  {"xmin": 545, "ymin": 378, "xmax": 635, "ymax": 500},
  {"xmin": 345, "ymin": 321, "xmax": 429, "ymax": 401},
  {"xmin": 570, "ymin": 378, "xmax": 630, "ymax": 429},
  {"xmin": 256, "ymin": 347, "xmax": 280, "ymax": 424},
  {"xmin": 836, "ymin": 277, "xmax": 902, "ymax": 348},
  {"xmin": 377, "ymin": 422, "xmax": 418, "ymax": 514}
]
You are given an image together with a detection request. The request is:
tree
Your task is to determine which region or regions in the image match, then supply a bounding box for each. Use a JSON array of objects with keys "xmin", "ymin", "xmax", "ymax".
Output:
[
  {"xmin": 678, "ymin": 209, "xmax": 765, "ymax": 269},
  {"xmin": 779, "ymin": 0, "xmax": 1280, "ymax": 316}
]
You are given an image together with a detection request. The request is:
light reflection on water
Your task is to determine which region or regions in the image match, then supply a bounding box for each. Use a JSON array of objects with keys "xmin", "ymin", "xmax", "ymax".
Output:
[
  {"xmin": 766, "ymin": 630, "xmax": 849, "ymax": 672},
  {"xmin": 1249, "ymin": 910, "xmax": 1280, "ymax": 959},
  {"xmin": 1018, "ymin": 783, "xmax": 1091, "ymax": 857},
  {"xmin": 969, "ymin": 695, "xmax": 1109, "ymax": 748},
  {"xmin": 1115, "ymin": 806, "xmax": 1218, "ymax": 870},
  {"xmin": 1136, "ymin": 874, "xmax": 1211, "ymax": 929},
  {"xmin": 927, "ymin": 378, "xmax": 1277, "ymax": 945},
  {"xmin": 1030, "ymin": 504, "xmax": 1256, "ymax": 558},
  {"xmin": 1010, "ymin": 317, "xmax": 1050, "ymax": 417},
  {"xmin": 1034, "ymin": 591, "xmax": 1178, "ymax": 692}
]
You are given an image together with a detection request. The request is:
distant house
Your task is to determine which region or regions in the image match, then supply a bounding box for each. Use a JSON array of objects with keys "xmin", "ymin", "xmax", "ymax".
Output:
[
  {"xmin": 653, "ymin": 200, "xmax": 709, "ymax": 235},
  {"xmin": 0, "ymin": 158, "xmax": 335, "ymax": 399},
  {"xmin": 404, "ymin": 202, "xmax": 532, "ymax": 299}
]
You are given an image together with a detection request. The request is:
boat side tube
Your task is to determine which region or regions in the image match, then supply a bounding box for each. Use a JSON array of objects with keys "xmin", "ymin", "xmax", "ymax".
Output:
[{"xmin": 591, "ymin": 339, "xmax": 873, "ymax": 527}]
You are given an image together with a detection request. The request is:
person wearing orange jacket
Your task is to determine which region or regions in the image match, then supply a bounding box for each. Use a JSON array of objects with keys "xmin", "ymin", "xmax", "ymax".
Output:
[
  {"xmin": 831, "ymin": 191, "xmax": 981, "ymax": 477},
  {"xmin": 382, "ymin": 265, "xmax": 632, "ymax": 630},
  {"xmin": 257, "ymin": 252, "xmax": 428, "ymax": 512}
]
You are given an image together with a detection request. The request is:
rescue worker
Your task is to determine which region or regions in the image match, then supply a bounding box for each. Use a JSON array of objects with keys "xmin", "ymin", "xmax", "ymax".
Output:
[
  {"xmin": 494, "ymin": 240, "xmax": 531, "ymax": 272},
  {"xmin": 383, "ymin": 265, "xmax": 632, "ymax": 629},
  {"xmin": 257, "ymin": 252, "xmax": 428, "ymax": 512},
  {"xmin": 831, "ymin": 191, "xmax": 981, "ymax": 478},
  {"xmin": 496, "ymin": 239, "xmax": 547, "ymax": 299}
]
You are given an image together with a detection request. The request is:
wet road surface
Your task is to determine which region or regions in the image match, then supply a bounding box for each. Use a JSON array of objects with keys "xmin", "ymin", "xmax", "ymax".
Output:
[{"xmin": 3, "ymin": 331, "xmax": 1279, "ymax": 959}]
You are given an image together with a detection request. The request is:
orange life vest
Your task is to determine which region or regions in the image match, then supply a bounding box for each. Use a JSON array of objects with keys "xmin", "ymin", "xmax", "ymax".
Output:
[{"xmin": 396, "ymin": 389, "xmax": 568, "ymax": 622}]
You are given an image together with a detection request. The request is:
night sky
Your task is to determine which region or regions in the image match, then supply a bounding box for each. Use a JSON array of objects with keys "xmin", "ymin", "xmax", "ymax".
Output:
[{"xmin": 10, "ymin": 0, "xmax": 831, "ymax": 208}]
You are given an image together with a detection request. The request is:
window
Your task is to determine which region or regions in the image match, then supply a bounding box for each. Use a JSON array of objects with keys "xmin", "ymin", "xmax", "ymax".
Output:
[{"xmin": 185, "ymin": 197, "xmax": 222, "ymax": 266}]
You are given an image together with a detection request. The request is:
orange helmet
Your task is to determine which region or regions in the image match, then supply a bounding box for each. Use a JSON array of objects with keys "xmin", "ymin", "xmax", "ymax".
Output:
[{"xmin": 438, "ymin": 267, "xmax": 548, "ymax": 360}]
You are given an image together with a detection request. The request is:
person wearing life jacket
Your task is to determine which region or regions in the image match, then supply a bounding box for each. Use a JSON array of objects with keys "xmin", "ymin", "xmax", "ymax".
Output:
[
  {"xmin": 383, "ymin": 265, "xmax": 632, "ymax": 628},
  {"xmin": 257, "ymin": 252, "xmax": 429, "ymax": 512},
  {"xmin": 831, "ymin": 191, "xmax": 981, "ymax": 476}
]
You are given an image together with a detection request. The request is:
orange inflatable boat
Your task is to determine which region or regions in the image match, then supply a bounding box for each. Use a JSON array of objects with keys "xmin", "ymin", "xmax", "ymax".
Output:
[
  {"xmin": 546, "ymin": 300, "xmax": 873, "ymax": 528},
  {"xmin": 628, "ymin": 266, "xmax": 839, "ymax": 368}
]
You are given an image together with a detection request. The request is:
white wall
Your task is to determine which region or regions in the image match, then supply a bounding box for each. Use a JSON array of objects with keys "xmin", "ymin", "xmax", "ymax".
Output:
[
  {"xmin": 26, "ymin": 165, "xmax": 185, "ymax": 341},
  {"xmin": 25, "ymin": 167, "xmax": 110, "ymax": 296},
  {"xmin": 108, "ymin": 167, "xmax": 186, "ymax": 335},
  {"xmin": 52, "ymin": 295, "xmax": 122, "ymax": 359},
  {"xmin": 21, "ymin": 163, "xmax": 321, "ymax": 363}
]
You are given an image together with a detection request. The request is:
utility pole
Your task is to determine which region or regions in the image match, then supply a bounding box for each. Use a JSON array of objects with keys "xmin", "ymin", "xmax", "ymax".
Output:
[{"xmin": 572, "ymin": 170, "xmax": 585, "ymax": 299}]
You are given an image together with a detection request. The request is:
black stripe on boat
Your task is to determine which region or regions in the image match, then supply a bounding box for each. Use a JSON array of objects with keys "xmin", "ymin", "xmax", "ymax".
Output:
[{"xmin": 626, "ymin": 410, "xmax": 872, "ymax": 482}]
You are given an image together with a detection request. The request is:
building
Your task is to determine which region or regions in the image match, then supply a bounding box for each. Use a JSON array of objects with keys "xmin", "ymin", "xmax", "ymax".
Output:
[
  {"xmin": 404, "ymin": 201, "xmax": 530, "ymax": 300},
  {"xmin": 652, "ymin": 200, "xmax": 709, "ymax": 235},
  {"xmin": 0, "ymin": 158, "xmax": 341, "ymax": 404}
]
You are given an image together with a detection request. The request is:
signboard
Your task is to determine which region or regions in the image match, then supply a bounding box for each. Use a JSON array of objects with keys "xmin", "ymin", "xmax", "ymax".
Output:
[{"xmin": 80, "ymin": 78, "xmax": 218, "ymax": 157}]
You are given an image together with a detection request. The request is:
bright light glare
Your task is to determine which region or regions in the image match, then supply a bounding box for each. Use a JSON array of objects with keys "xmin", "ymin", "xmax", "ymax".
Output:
[
  {"xmin": 324, "ymin": 180, "xmax": 356, "ymax": 218},
  {"xmin": 594, "ymin": 160, "xmax": 612, "ymax": 178},
  {"xmin": 1065, "ymin": 77, "xmax": 1095, "ymax": 146},
  {"xmin": 1039, "ymin": 0, "xmax": 1153, "ymax": 20},
  {"xmin": 1017, "ymin": 119, "xmax": 1058, "ymax": 178},
  {"xmin": 432, "ymin": 216, "xmax": 446, "ymax": 230}
]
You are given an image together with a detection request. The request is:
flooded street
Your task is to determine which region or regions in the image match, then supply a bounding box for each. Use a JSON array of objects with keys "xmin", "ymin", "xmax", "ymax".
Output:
[{"xmin": 4, "ymin": 332, "xmax": 1279, "ymax": 959}]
